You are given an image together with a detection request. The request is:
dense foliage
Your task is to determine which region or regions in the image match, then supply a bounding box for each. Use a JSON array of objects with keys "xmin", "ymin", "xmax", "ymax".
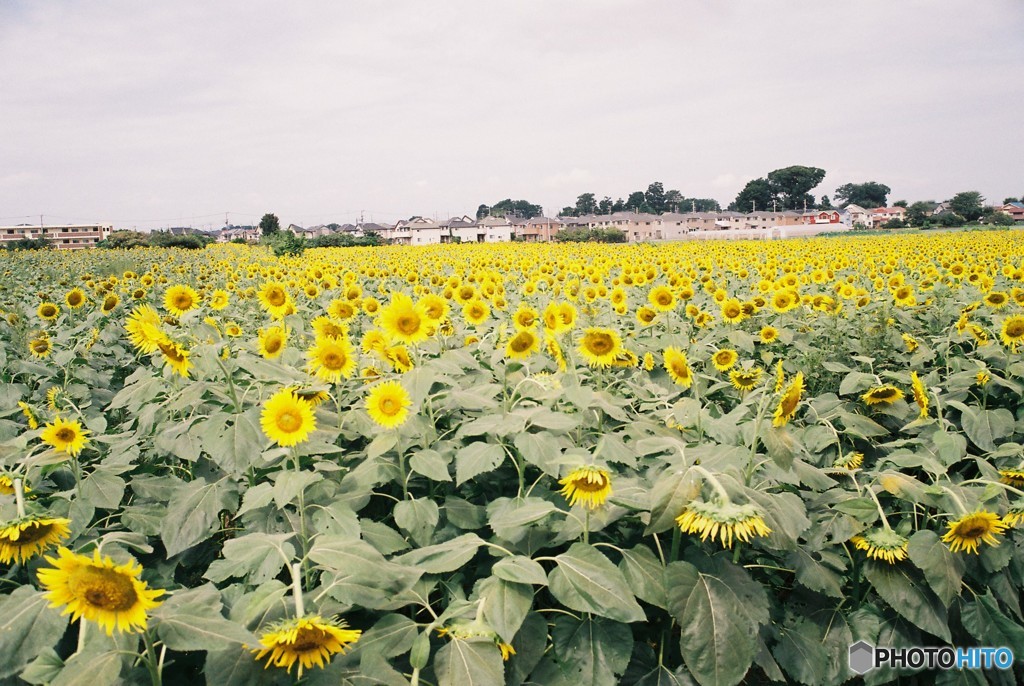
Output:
[{"xmin": 2, "ymin": 232, "xmax": 1024, "ymax": 685}]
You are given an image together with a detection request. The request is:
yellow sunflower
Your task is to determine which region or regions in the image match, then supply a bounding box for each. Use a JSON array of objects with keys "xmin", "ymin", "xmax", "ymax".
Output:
[
  {"xmin": 0, "ymin": 516, "xmax": 71, "ymax": 564},
  {"xmin": 37, "ymin": 547, "xmax": 164, "ymax": 635},
  {"xmin": 862, "ymin": 385, "xmax": 904, "ymax": 406},
  {"xmin": 419, "ymin": 293, "xmax": 450, "ymax": 322},
  {"xmin": 729, "ymin": 367, "xmax": 763, "ymax": 392},
  {"xmin": 506, "ymin": 329, "xmax": 540, "ymax": 360},
  {"xmin": 558, "ymin": 466, "xmax": 612, "ymax": 509},
  {"xmin": 642, "ymin": 352, "xmax": 655, "ymax": 371},
  {"xmin": 512, "ymin": 304, "xmax": 540, "ymax": 330},
  {"xmin": 773, "ymin": 371, "xmax": 804, "ymax": 427},
  {"xmin": 910, "ymin": 372, "xmax": 928, "ymax": 418},
  {"xmin": 17, "ymin": 401, "xmax": 39, "ymax": 429},
  {"xmin": 1000, "ymin": 315, "xmax": 1024, "ymax": 351},
  {"xmin": 385, "ymin": 345, "xmax": 414, "ymax": 373},
  {"xmin": 307, "ymin": 335, "xmax": 357, "ymax": 383},
  {"xmin": 902, "ymin": 333, "xmax": 918, "ymax": 352},
  {"xmin": 663, "ymin": 347, "xmax": 693, "ymax": 388},
  {"xmin": 462, "ymin": 299, "xmax": 491, "ymax": 327},
  {"xmin": 261, "ymin": 389, "xmax": 317, "ymax": 446},
  {"xmin": 999, "ymin": 469, "xmax": 1024, "ymax": 489},
  {"xmin": 158, "ymin": 341, "xmax": 192, "ymax": 378},
  {"xmin": 65, "ymin": 288, "xmax": 87, "ymax": 309},
  {"xmin": 380, "ymin": 293, "xmax": 431, "ymax": 343},
  {"xmin": 850, "ymin": 528, "xmax": 909, "ymax": 564},
  {"xmin": 577, "ymin": 327, "xmax": 622, "ymax": 368},
  {"xmin": 254, "ymin": 615, "xmax": 361, "ymax": 677},
  {"xmin": 830, "ymin": 452, "xmax": 864, "ymax": 471},
  {"xmin": 719, "ymin": 298, "xmax": 744, "ymax": 324},
  {"xmin": 676, "ymin": 500, "xmax": 771, "ymax": 548},
  {"xmin": 100, "ymin": 294, "xmax": 119, "ymax": 314},
  {"xmin": 648, "ymin": 286, "xmax": 675, "ymax": 312},
  {"xmin": 365, "ymin": 380, "xmax": 412, "ymax": 429},
  {"xmin": 711, "ymin": 348, "xmax": 738, "ymax": 373},
  {"xmin": 258, "ymin": 281, "xmax": 291, "ymax": 318},
  {"xmin": 29, "ymin": 332, "xmax": 52, "ymax": 358},
  {"xmin": 40, "ymin": 416, "xmax": 90, "ymax": 456},
  {"xmin": 636, "ymin": 306, "xmax": 658, "ymax": 327},
  {"xmin": 163, "ymin": 284, "xmax": 200, "ymax": 317},
  {"xmin": 983, "ymin": 291, "xmax": 1010, "ymax": 309},
  {"xmin": 37, "ymin": 302, "xmax": 60, "ymax": 320},
  {"xmin": 210, "ymin": 289, "xmax": 230, "ymax": 310},
  {"xmin": 942, "ymin": 511, "xmax": 1008, "ymax": 554},
  {"xmin": 258, "ymin": 325, "xmax": 289, "ymax": 359},
  {"xmin": 759, "ymin": 326, "xmax": 779, "ymax": 344}
]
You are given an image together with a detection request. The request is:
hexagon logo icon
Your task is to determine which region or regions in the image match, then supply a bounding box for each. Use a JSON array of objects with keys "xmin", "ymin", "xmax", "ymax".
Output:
[{"xmin": 849, "ymin": 641, "xmax": 875, "ymax": 675}]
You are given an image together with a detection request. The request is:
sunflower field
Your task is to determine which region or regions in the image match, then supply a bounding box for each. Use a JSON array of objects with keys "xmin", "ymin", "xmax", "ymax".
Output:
[{"xmin": 2, "ymin": 231, "xmax": 1024, "ymax": 686}]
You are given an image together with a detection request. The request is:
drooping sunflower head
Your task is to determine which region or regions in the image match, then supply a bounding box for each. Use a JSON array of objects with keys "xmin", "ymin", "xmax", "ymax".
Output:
[
  {"xmin": 1003, "ymin": 505, "xmax": 1024, "ymax": 527},
  {"xmin": 663, "ymin": 346, "xmax": 693, "ymax": 388},
  {"xmin": 829, "ymin": 451, "xmax": 864, "ymax": 472},
  {"xmin": 729, "ymin": 367, "xmax": 763, "ymax": 392},
  {"xmin": 711, "ymin": 348, "xmax": 738, "ymax": 373},
  {"xmin": 385, "ymin": 345, "xmax": 414, "ymax": 373},
  {"xmin": 158, "ymin": 341, "xmax": 191, "ymax": 378},
  {"xmin": 37, "ymin": 302, "xmax": 60, "ymax": 321},
  {"xmin": 558, "ymin": 466, "xmax": 612, "ymax": 510},
  {"xmin": 365, "ymin": 380, "xmax": 412, "ymax": 429},
  {"xmin": 850, "ymin": 528, "xmax": 909, "ymax": 564},
  {"xmin": 999, "ymin": 469, "xmax": 1024, "ymax": 489},
  {"xmin": 506, "ymin": 329, "xmax": 540, "ymax": 360},
  {"xmin": 40, "ymin": 416, "xmax": 90, "ymax": 456},
  {"xmin": 902, "ymin": 333, "xmax": 918, "ymax": 352},
  {"xmin": 772, "ymin": 371, "xmax": 804, "ymax": 427},
  {"xmin": 163, "ymin": 284, "xmax": 200, "ymax": 317},
  {"xmin": 910, "ymin": 372, "xmax": 928, "ymax": 418},
  {"xmin": 261, "ymin": 389, "xmax": 317, "ymax": 447},
  {"xmin": 942, "ymin": 510, "xmax": 1008, "ymax": 554},
  {"xmin": 0, "ymin": 516, "xmax": 72, "ymax": 564},
  {"xmin": 291, "ymin": 386, "xmax": 331, "ymax": 407},
  {"xmin": 577, "ymin": 327, "xmax": 622, "ymax": 368},
  {"xmin": 862, "ymin": 385, "xmax": 904, "ymax": 406},
  {"xmin": 37, "ymin": 547, "xmax": 164, "ymax": 635},
  {"xmin": 253, "ymin": 615, "xmax": 361, "ymax": 677},
  {"xmin": 675, "ymin": 499, "xmax": 772, "ymax": 549},
  {"xmin": 29, "ymin": 332, "xmax": 52, "ymax": 358}
]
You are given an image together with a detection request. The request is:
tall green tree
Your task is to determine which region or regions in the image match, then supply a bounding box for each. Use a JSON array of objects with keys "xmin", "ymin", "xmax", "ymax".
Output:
[
  {"xmin": 833, "ymin": 182, "xmax": 891, "ymax": 208},
  {"xmin": 949, "ymin": 191, "xmax": 985, "ymax": 222},
  {"xmin": 476, "ymin": 204, "xmax": 490, "ymax": 219},
  {"xmin": 644, "ymin": 182, "xmax": 666, "ymax": 214},
  {"xmin": 733, "ymin": 178, "xmax": 775, "ymax": 212},
  {"xmin": 906, "ymin": 201, "xmax": 935, "ymax": 226},
  {"xmin": 1004, "ymin": 197, "xmax": 1020, "ymax": 205},
  {"xmin": 597, "ymin": 197, "xmax": 614, "ymax": 214},
  {"xmin": 766, "ymin": 165, "xmax": 826, "ymax": 210},
  {"xmin": 259, "ymin": 213, "xmax": 280, "ymax": 236},
  {"xmin": 574, "ymin": 193, "xmax": 597, "ymax": 216},
  {"xmin": 625, "ymin": 191, "xmax": 648, "ymax": 212},
  {"xmin": 486, "ymin": 199, "xmax": 542, "ymax": 219},
  {"xmin": 819, "ymin": 195, "xmax": 832, "ymax": 209}
]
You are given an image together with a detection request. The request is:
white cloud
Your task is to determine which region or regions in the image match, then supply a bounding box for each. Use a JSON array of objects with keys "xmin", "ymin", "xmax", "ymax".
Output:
[{"xmin": 543, "ymin": 169, "xmax": 594, "ymax": 189}]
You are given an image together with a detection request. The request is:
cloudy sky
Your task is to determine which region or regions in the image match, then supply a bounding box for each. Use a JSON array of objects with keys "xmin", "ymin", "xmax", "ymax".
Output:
[{"xmin": 1, "ymin": 1, "xmax": 1022, "ymax": 230}]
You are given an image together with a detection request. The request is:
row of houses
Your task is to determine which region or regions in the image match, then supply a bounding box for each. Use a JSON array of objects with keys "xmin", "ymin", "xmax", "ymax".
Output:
[{"xmin": 0, "ymin": 224, "xmax": 113, "ymax": 250}]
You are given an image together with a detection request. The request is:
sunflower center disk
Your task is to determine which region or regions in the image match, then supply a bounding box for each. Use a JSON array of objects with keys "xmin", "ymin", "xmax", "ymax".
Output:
[
  {"xmin": 277, "ymin": 411, "xmax": 302, "ymax": 432},
  {"xmin": 71, "ymin": 567, "xmax": 140, "ymax": 612}
]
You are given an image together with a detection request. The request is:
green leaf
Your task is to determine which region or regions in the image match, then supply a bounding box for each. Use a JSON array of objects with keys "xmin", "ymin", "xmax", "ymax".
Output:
[
  {"xmin": 204, "ymin": 646, "xmax": 276, "ymax": 686},
  {"xmin": 960, "ymin": 407, "xmax": 1015, "ymax": 452},
  {"xmin": 548, "ymin": 543, "xmax": 645, "ymax": 623},
  {"xmin": 507, "ymin": 613, "xmax": 548, "ymax": 686},
  {"xmin": 961, "ymin": 593, "xmax": 1024, "ymax": 656},
  {"xmin": 667, "ymin": 561, "xmax": 761, "ymax": 686},
  {"xmin": 772, "ymin": 617, "xmax": 828, "ymax": 686},
  {"xmin": 203, "ymin": 408, "xmax": 265, "ymax": 476},
  {"xmin": 0, "ymin": 586, "xmax": 69, "ymax": 680},
  {"xmin": 309, "ymin": 538, "xmax": 422, "ymax": 608},
  {"xmin": 457, "ymin": 413, "xmax": 528, "ymax": 438},
  {"xmin": 619, "ymin": 544, "xmax": 669, "ymax": 609},
  {"xmin": 444, "ymin": 496, "xmax": 487, "ymax": 530},
  {"xmin": 529, "ymin": 615, "xmax": 633, "ymax": 686},
  {"xmin": 409, "ymin": 630, "xmax": 431, "ymax": 670},
  {"xmin": 354, "ymin": 614, "xmax": 418, "ymax": 660},
  {"xmin": 831, "ymin": 497, "xmax": 879, "ymax": 521},
  {"xmin": 435, "ymin": 638, "xmax": 504, "ymax": 686},
  {"xmin": 479, "ymin": 576, "xmax": 533, "ymax": 642},
  {"xmin": 393, "ymin": 533, "xmax": 483, "ymax": 573},
  {"xmin": 907, "ymin": 530, "xmax": 964, "ymax": 606},
  {"xmin": 409, "ymin": 448, "xmax": 452, "ymax": 482},
  {"xmin": 153, "ymin": 591, "xmax": 259, "ymax": 652},
  {"xmin": 513, "ymin": 431, "xmax": 564, "ymax": 477},
  {"xmin": 487, "ymin": 497, "xmax": 558, "ymax": 543},
  {"xmin": 862, "ymin": 560, "xmax": 951, "ymax": 641},
  {"xmin": 393, "ymin": 497, "xmax": 440, "ymax": 547},
  {"xmin": 204, "ymin": 532, "xmax": 295, "ymax": 585},
  {"xmin": 312, "ymin": 500, "xmax": 360, "ymax": 540},
  {"xmin": 79, "ymin": 469, "xmax": 126, "ymax": 509},
  {"xmin": 272, "ymin": 470, "xmax": 323, "ymax": 509},
  {"xmin": 50, "ymin": 651, "xmax": 122, "ymax": 686},
  {"xmin": 493, "ymin": 555, "xmax": 548, "ymax": 586},
  {"xmin": 786, "ymin": 547, "xmax": 846, "ymax": 598},
  {"xmin": 160, "ymin": 477, "xmax": 238, "ymax": 557},
  {"xmin": 455, "ymin": 442, "xmax": 506, "ymax": 485},
  {"xmin": 645, "ymin": 468, "xmax": 700, "ymax": 535}
]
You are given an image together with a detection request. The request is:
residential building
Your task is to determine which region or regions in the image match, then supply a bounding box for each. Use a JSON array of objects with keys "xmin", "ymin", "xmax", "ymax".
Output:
[
  {"xmin": 800, "ymin": 210, "xmax": 842, "ymax": 226},
  {"xmin": 999, "ymin": 202, "xmax": 1024, "ymax": 223},
  {"xmin": 843, "ymin": 204, "xmax": 872, "ymax": 228},
  {"xmin": 870, "ymin": 206, "xmax": 908, "ymax": 228},
  {"xmin": 516, "ymin": 216, "xmax": 563, "ymax": 242},
  {"xmin": 0, "ymin": 224, "xmax": 112, "ymax": 249},
  {"xmin": 476, "ymin": 216, "xmax": 514, "ymax": 242}
]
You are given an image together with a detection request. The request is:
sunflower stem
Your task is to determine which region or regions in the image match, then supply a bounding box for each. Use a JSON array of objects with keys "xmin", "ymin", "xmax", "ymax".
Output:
[
  {"xmin": 583, "ymin": 510, "xmax": 590, "ymax": 545},
  {"xmin": 864, "ymin": 484, "xmax": 893, "ymax": 531},
  {"xmin": 77, "ymin": 619, "xmax": 88, "ymax": 653},
  {"xmin": 940, "ymin": 486, "xmax": 970, "ymax": 515},
  {"xmin": 142, "ymin": 629, "xmax": 162, "ymax": 686},
  {"xmin": 290, "ymin": 562, "xmax": 306, "ymax": 618},
  {"xmin": 13, "ymin": 478, "xmax": 26, "ymax": 518},
  {"xmin": 958, "ymin": 478, "xmax": 1024, "ymax": 499},
  {"xmin": 688, "ymin": 465, "xmax": 732, "ymax": 505}
]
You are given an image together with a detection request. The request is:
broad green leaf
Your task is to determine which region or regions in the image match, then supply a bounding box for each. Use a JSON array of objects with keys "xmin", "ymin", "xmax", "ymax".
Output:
[
  {"xmin": 493, "ymin": 555, "xmax": 548, "ymax": 586},
  {"xmin": 479, "ymin": 576, "xmax": 533, "ymax": 642},
  {"xmin": 645, "ymin": 468, "xmax": 700, "ymax": 535},
  {"xmin": 393, "ymin": 497, "xmax": 440, "ymax": 547},
  {"xmin": 409, "ymin": 448, "xmax": 452, "ymax": 481},
  {"xmin": 204, "ymin": 532, "xmax": 295, "ymax": 585},
  {"xmin": 863, "ymin": 560, "xmax": 950, "ymax": 641},
  {"xmin": 160, "ymin": 477, "xmax": 239, "ymax": 557},
  {"xmin": 0, "ymin": 586, "xmax": 69, "ymax": 680},
  {"xmin": 393, "ymin": 533, "xmax": 483, "ymax": 573},
  {"xmin": 50, "ymin": 651, "xmax": 122, "ymax": 686},
  {"xmin": 772, "ymin": 617, "xmax": 828, "ymax": 686},
  {"xmin": 529, "ymin": 615, "xmax": 633, "ymax": 686},
  {"xmin": 204, "ymin": 646, "xmax": 277, "ymax": 686},
  {"xmin": 310, "ymin": 537, "xmax": 422, "ymax": 608},
  {"xmin": 513, "ymin": 431, "xmax": 564, "ymax": 477},
  {"xmin": 203, "ymin": 408, "xmax": 265, "ymax": 476},
  {"xmin": 507, "ymin": 613, "xmax": 548, "ymax": 686},
  {"xmin": 312, "ymin": 500, "xmax": 360, "ymax": 540},
  {"xmin": 487, "ymin": 497, "xmax": 558, "ymax": 543},
  {"xmin": 831, "ymin": 497, "xmax": 879, "ymax": 522},
  {"xmin": 455, "ymin": 442, "xmax": 506, "ymax": 485},
  {"xmin": 960, "ymin": 593, "xmax": 1024, "ymax": 656},
  {"xmin": 153, "ymin": 607, "xmax": 258, "ymax": 652},
  {"xmin": 435, "ymin": 638, "xmax": 504, "ymax": 686},
  {"xmin": 619, "ymin": 544, "xmax": 669, "ymax": 609},
  {"xmin": 273, "ymin": 470, "xmax": 323, "ymax": 509},
  {"xmin": 444, "ymin": 496, "xmax": 487, "ymax": 529},
  {"xmin": 548, "ymin": 543, "xmax": 645, "ymax": 623},
  {"xmin": 907, "ymin": 530, "xmax": 964, "ymax": 606},
  {"xmin": 960, "ymin": 407, "xmax": 1015, "ymax": 452},
  {"xmin": 353, "ymin": 614, "xmax": 418, "ymax": 660},
  {"xmin": 786, "ymin": 547, "xmax": 846, "ymax": 598},
  {"xmin": 457, "ymin": 413, "xmax": 528, "ymax": 438},
  {"xmin": 79, "ymin": 469, "xmax": 126, "ymax": 510}
]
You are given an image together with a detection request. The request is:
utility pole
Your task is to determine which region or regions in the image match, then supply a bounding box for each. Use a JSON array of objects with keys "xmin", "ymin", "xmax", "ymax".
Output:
[
  {"xmin": 225, "ymin": 212, "xmax": 229, "ymax": 228},
  {"xmin": 772, "ymin": 199, "xmax": 777, "ymax": 212},
  {"xmin": 692, "ymin": 200, "xmax": 696, "ymax": 213},
  {"xmin": 751, "ymin": 201, "xmax": 755, "ymax": 212}
]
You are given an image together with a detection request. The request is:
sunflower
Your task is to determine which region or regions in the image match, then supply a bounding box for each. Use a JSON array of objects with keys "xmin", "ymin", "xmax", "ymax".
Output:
[
  {"xmin": 862, "ymin": 385, "xmax": 904, "ymax": 406},
  {"xmin": 17, "ymin": 401, "xmax": 39, "ymax": 429},
  {"xmin": 209, "ymin": 289, "xmax": 230, "ymax": 310},
  {"xmin": 40, "ymin": 416, "xmax": 90, "ymax": 456},
  {"xmin": 379, "ymin": 293, "xmax": 431, "ymax": 343},
  {"xmin": 29, "ymin": 332, "xmax": 52, "ymax": 358},
  {"xmin": 636, "ymin": 306, "xmax": 658, "ymax": 327},
  {"xmin": 419, "ymin": 294, "xmax": 449, "ymax": 322},
  {"xmin": 577, "ymin": 327, "xmax": 622, "ymax": 368},
  {"xmin": 37, "ymin": 302, "xmax": 60, "ymax": 320},
  {"xmin": 38, "ymin": 547, "xmax": 163, "ymax": 635},
  {"xmin": 100, "ymin": 294, "xmax": 119, "ymax": 314},
  {"xmin": 224, "ymin": 322, "xmax": 242, "ymax": 337},
  {"xmin": 983, "ymin": 291, "xmax": 1009, "ymax": 309},
  {"xmin": 1000, "ymin": 315, "xmax": 1024, "ymax": 351},
  {"xmin": 729, "ymin": 367, "xmax": 763, "ymax": 392},
  {"xmin": 0, "ymin": 516, "xmax": 71, "ymax": 564},
  {"xmin": 65, "ymin": 288, "xmax": 87, "ymax": 309},
  {"xmin": 155, "ymin": 341, "xmax": 190, "ymax": 378},
  {"xmin": 676, "ymin": 500, "xmax": 771, "ymax": 549},
  {"xmin": 642, "ymin": 352, "xmax": 655, "ymax": 371},
  {"xmin": 910, "ymin": 372, "xmax": 928, "ymax": 418},
  {"xmin": 830, "ymin": 452, "xmax": 864, "ymax": 471},
  {"xmin": 663, "ymin": 347, "xmax": 693, "ymax": 388},
  {"xmin": 999, "ymin": 469, "xmax": 1024, "ymax": 488},
  {"xmin": 258, "ymin": 281, "xmax": 291, "ymax": 318},
  {"xmin": 719, "ymin": 298, "xmax": 744, "ymax": 324},
  {"xmin": 513, "ymin": 304, "xmax": 539, "ymax": 330},
  {"xmin": 506, "ymin": 329, "xmax": 540, "ymax": 360},
  {"xmin": 711, "ymin": 348, "xmax": 738, "ymax": 372},
  {"xmin": 292, "ymin": 387, "xmax": 331, "ymax": 407},
  {"xmin": 850, "ymin": 528, "xmax": 909, "ymax": 564},
  {"xmin": 902, "ymin": 333, "xmax": 918, "ymax": 352},
  {"xmin": 261, "ymin": 389, "xmax": 317, "ymax": 447},
  {"xmin": 558, "ymin": 466, "xmax": 612, "ymax": 509},
  {"xmin": 258, "ymin": 325, "xmax": 289, "ymax": 359},
  {"xmin": 385, "ymin": 345, "xmax": 413, "ymax": 372},
  {"xmin": 770, "ymin": 289, "xmax": 799, "ymax": 313},
  {"xmin": 942, "ymin": 511, "xmax": 1008, "ymax": 554},
  {"xmin": 361, "ymin": 329, "xmax": 390, "ymax": 356},
  {"xmin": 365, "ymin": 380, "xmax": 412, "ymax": 428},
  {"xmin": 462, "ymin": 299, "xmax": 491, "ymax": 327},
  {"xmin": 648, "ymin": 286, "xmax": 675, "ymax": 312},
  {"xmin": 546, "ymin": 335, "xmax": 567, "ymax": 372},
  {"xmin": 254, "ymin": 615, "xmax": 361, "ymax": 677},
  {"xmin": 773, "ymin": 371, "xmax": 804, "ymax": 427},
  {"xmin": 543, "ymin": 302, "xmax": 576, "ymax": 334},
  {"xmin": 164, "ymin": 284, "xmax": 200, "ymax": 317},
  {"xmin": 759, "ymin": 326, "xmax": 779, "ymax": 344},
  {"xmin": 328, "ymin": 299, "xmax": 356, "ymax": 321},
  {"xmin": 976, "ymin": 371, "xmax": 991, "ymax": 387},
  {"xmin": 307, "ymin": 335, "xmax": 357, "ymax": 383}
]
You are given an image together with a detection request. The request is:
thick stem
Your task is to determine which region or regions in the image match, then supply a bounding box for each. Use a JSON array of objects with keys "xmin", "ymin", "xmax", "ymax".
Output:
[
  {"xmin": 143, "ymin": 630, "xmax": 162, "ymax": 686},
  {"xmin": 584, "ymin": 510, "xmax": 590, "ymax": 545},
  {"xmin": 13, "ymin": 478, "xmax": 26, "ymax": 518},
  {"xmin": 689, "ymin": 465, "xmax": 733, "ymax": 505},
  {"xmin": 291, "ymin": 562, "xmax": 306, "ymax": 618}
]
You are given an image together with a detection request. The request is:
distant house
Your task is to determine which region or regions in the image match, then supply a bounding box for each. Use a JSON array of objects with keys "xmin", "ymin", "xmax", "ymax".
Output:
[
  {"xmin": 800, "ymin": 210, "xmax": 842, "ymax": 225},
  {"xmin": 476, "ymin": 216, "xmax": 514, "ymax": 242},
  {"xmin": 218, "ymin": 226, "xmax": 260, "ymax": 242},
  {"xmin": 999, "ymin": 202, "xmax": 1024, "ymax": 223},
  {"xmin": 870, "ymin": 206, "xmax": 907, "ymax": 228},
  {"xmin": 390, "ymin": 217, "xmax": 445, "ymax": 245},
  {"xmin": 0, "ymin": 224, "xmax": 112, "ymax": 249},
  {"xmin": 517, "ymin": 216, "xmax": 562, "ymax": 242},
  {"xmin": 843, "ymin": 204, "xmax": 872, "ymax": 227}
]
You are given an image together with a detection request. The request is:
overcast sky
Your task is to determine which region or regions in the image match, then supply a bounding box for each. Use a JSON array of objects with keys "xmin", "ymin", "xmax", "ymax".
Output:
[{"xmin": 1, "ymin": 1, "xmax": 1022, "ymax": 230}]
